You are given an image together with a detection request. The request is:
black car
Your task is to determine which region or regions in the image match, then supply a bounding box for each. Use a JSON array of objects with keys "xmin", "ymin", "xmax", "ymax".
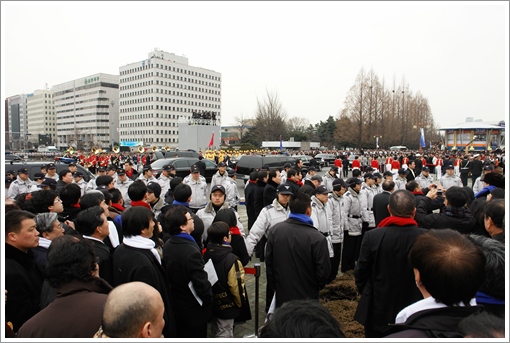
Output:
[
  {"xmin": 314, "ymin": 153, "xmax": 337, "ymax": 167},
  {"xmin": 293, "ymin": 155, "xmax": 322, "ymax": 171},
  {"xmin": 4, "ymin": 162, "xmax": 95, "ymax": 182},
  {"xmin": 5, "ymin": 153, "xmax": 22, "ymax": 162},
  {"xmin": 151, "ymin": 157, "xmax": 218, "ymax": 182},
  {"xmin": 235, "ymin": 155, "xmax": 300, "ymax": 182}
]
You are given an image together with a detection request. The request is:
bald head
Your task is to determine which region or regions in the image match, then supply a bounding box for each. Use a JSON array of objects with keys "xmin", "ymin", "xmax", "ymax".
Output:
[{"xmin": 101, "ymin": 282, "xmax": 165, "ymax": 338}]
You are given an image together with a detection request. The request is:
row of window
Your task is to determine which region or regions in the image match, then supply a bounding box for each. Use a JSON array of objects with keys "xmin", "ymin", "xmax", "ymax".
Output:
[
  {"xmin": 53, "ymin": 82, "xmax": 119, "ymax": 97},
  {"xmin": 120, "ymin": 63, "xmax": 220, "ymax": 81},
  {"xmin": 120, "ymin": 73, "xmax": 220, "ymax": 88},
  {"xmin": 120, "ymin": 80, "xmax": 220, "ymax": 94}
]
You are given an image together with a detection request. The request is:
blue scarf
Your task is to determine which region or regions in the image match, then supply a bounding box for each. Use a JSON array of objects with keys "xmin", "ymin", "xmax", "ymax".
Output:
[
  {"xmin": 174, "ymin": 232, "xmax": 196, "ymax": 244},
  {"xmin": 288, "ymin": 212, "xmax": 314, "ymax": 226},
  {"xmin": 172, "ymin": 200, "xmax": 190, "ymax": 207},
  {"xmin": 476, "ymin": 291, "xmax": 505, "ymax": 305},
  {"xmin": 474, "ymin": 185, "xmax": 496, "ymax": 199}
]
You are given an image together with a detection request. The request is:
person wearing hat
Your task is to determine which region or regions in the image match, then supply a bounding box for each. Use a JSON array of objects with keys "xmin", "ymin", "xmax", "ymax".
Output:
[
  {"xmin": 360, "ymin": 173, "xmax": 378, "ymax": 236},
  {"xmin": 280, "ymin": 163, "xmax": 292, "ymax": 184},
  {"xmin": 325, "ymin": 178, "xmax": 347, "ymax": 283},
  {"xmin": 67, "ymin": 162, "xmax": 78, "ymax": 176},
  {"xmin": 225, "ymin": 169, "xmax": 240, "ymax": 211},
  {"xmin": 311, "ymin": 185, "xmax": 334, "ymax": 259},
  {"xmin": 322, "ymin": 166, "xmax": 338, "ymax": 192},
  {"xmin": 474, "ymin": 172, "xmax": 504, "ymax": 199},
  {"xmin": 472, "ymin": 164, "xmax": 494, "ymax": 194},
  {"xmin": 299, "ymin": 174, "xmax": 322, "ymax": 197},
  {"xmin": 145, "ymin": 182, "xmax": 164, "ymax": 217},
  {"xmin": 106, "ymin": 165, "xmax": 118, "ymax": 182},
  {"xmin": 304, "ymin": 166, "xmax": 317, "ymax": 181},
  {"xmin": 341, "ymin": 177, "xmax": 363, "ymax": 274},
  {"xmin": 210, "ymin": 162, "xmax": 228, "ymax": 191},
  {"xmin": 415, "ymin": 166, "xmax": 434, "ymax": 194},
  {"xmin": 382, "ymin": 170, "xmax": 394, "ymax": 182},
  {"xmin": 196, "ymin": 185, "xmax": 245, "ymax": 244},
  {"xmin": 45, "ymin": 163, "xmax": 59, "ymax": 181},
  {"xmin": 55, "ymin": 169, "xmax": 74, "ymax": 194},
  {"xmin": 394, "ymin": 168, "xmax": 408, "ymax": 191},
  {"xmin": 40, "ymin": 164, "xmax": 47, "ymax": 176},
  {"xmin": 373, "ymin": 172, "xmax": 383, "ymax": 193},
  {"xmin": 157, "ymin": 164, "xmax": 175, "ymax": 198},
  {"xmin": 29, "ymin": 172, "xmax": 46, "ymax": 193},
  {"xmin": 85, "ymin": 167, "xmax": 107, "ymax": 193},
  {"xmin": 7, "ymin": 168, "xmax": 32, "ymax": 199},
  {"xmin": 469, "ymin": 154, "xmax": 483, "ymax": 187},
  {"xmin": 183, "ymin": 165, "xmax": 208, "ymax": 213},
  {"xmin": 71, "ymin": 171, "xmax": 87, "ymax": 196},
  {"xmin": 40, "ymin": 178, "xmax": 58, "ymax": 191},
  {"xmin": 114, "ymin": 169, "xmax": 134, "ymax": 207},
  {"xmin": 439, "ymin": 165, "xmax": 462, "ymax": 190},
  {"xmin": 137, "ymin": 166, "xmax": 157, "ymax": 185},
  {"xmin": 246, "ymin": 183, "xmax": 292, "ymax": 312}
]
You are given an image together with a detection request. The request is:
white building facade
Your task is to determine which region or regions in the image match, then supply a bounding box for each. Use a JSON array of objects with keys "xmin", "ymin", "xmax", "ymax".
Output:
[
  {"xmin": 52, "ymin": 73, "xmax": 119, "ymax": 150},
  {"xmin": 6, "ymin": 94, "xmax": 29, "ymax": 150},
  {"xmin": 27, "ymin": 89, "xmax": 57, "ymax": 147},
  {"xmin": 118, "ymin": 48, "xmax": 221, "ymax": 149}
]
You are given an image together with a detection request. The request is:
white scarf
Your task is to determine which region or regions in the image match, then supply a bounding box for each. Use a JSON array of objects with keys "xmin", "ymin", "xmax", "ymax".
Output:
[
  {"xmin": 108, "ymin": 222, "xmax": 120, "ymax": 248},
  {"xmin": 38, "ymin": 237, "xmax": 52, "ymax": 249},
  {"xmin": 123, "ymin": 235, "xmax": 161, "ymax": 265}
]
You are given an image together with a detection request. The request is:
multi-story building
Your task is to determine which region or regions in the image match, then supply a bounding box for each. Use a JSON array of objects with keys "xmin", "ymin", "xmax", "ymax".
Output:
[
  {"xmin": 27, "ymin": 89, "xmax": 57, "ymax": 147},
  {"xmin": 52, "ymin": 73, "xmax": 119, "ymax": 151},
  {"xmin": 118, "ymin": 48, "xmax": 221, "ymax": 148},
  {"xmin": 6, "ymin": 94, "xmax": 29, "ymax": 150}
]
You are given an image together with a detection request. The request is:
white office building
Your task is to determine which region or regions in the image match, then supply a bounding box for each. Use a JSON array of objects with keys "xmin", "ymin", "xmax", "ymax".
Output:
[
  {"xmin": 118, "ymin": 48, "xmax": 222, "ymax": 149},
  {"xmin": 52, "ymin": 73, "xmax": 119, "ymax": 150},
  {"xmin": 6, "ymin": 94, "xmax": 29, "ymax": 150},
  {"xmin": 27, "ymin": 89, "xmax": 57, "ymax": 147}
]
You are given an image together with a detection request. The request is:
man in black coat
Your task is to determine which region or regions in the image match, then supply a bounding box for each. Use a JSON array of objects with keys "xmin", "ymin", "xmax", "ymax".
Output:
[
  {"xmin": 406, "ymin": 160, "xmax": 417, "ymax": 182},
  {"xmin": 354, "ymin": 190, "xmax": 426, "ymax": 338},
  {"xmin": 469, "ymin": 154, "xmax": 483, "ymax": 188},
  {"xmin": 5, "ymin": 210, "xmax": 44, "ymax": 333},
  {"xmin": 372, "ymin": 180, "xmax": 394, "ymax": 226},
  {"xmin": 244, "ymin": 171, "xmax": 258, "ymax": 231},
  {"xmin": 195, "ymin": 156, "xmax": 207, "ymax": 177}
]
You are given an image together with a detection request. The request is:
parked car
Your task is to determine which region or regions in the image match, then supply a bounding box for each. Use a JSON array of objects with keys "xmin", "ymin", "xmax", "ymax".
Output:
[
  {"xmin": 348, "ymin": 154, "xmax": 356, "ymax": 170},
  {"xmin": 314, "ymin": 153, "xmax": 337, "ymax": 167},
  {"xmin": 292, "ymin": 155, "xmax": 322, "ymax": 171},
  {"xmin": 5, "ymin": 153, "xmax": 23, "ymax": 162},
  {"xmin": 151, "ymin": 157, "xmax": 218, "ymax": 183},
  {"xmin": 235, "ymin": 155, "xmax": 300, "ymax": 182},
  {"xmin": 4, "ymin": 162, "xmax": 95, "ymax": 182}
]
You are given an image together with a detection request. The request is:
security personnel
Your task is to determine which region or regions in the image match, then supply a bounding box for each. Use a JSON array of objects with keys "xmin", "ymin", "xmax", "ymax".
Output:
[
  {"xmin": 310, "ymin": 185, "xmax": 332, "ymax": 237},
  {"xmin": 114, "ymin": 168, "xmax": 134, "ymax": 207},
  {"xmin": 415, "ymin": 166, "xmax": 434, "ymax": 192},
  {"xmin": 326, "ymin": 178, "xmax": 347, "ymax": 284},
  {"xmin": 394, "ymin": 168, "xmax": 408, "ymax": 191},
  {"xmin": 45, "ymin": 163, "xmax": 59, "ymax": 181},
  {"xmin": 210, "ymin": 161, "xmax": 228, "ymax": 190},
  {"xmin": 137, "ymin": 166, "xmax": 157, "ymax": 185},
  {"xmin": 439, "ymin": 165, "xmax": 462, "ymax": 190},
  {"xmin": 341, "ymin": 177, "xmax": 363, "ymax": 273},
  {"xmin": 360, "ymin": 173, "xmax": 378, "ymax": 235},
  {"xmin": 157, "ymin": 164, "xmax": 174, "ymax": 199},
  {"xmin": 322, "ymin": 166, "xmax": 338, "ymax": 192},
  {"xmin": 7, "ymin": 168, "xmax": 32, "ymax": 199},
  {"xmin": 224, "ymin": 169, "xmax": 240, "ymax": 211},
  {"xmin": 459, "ymin": 155, "xmax": 470, "ymax": 186},
  {"xmin": 183, "ymin": 164, "xmax": 208, "ymax": 213},
  {"xmin": 72, "ymin": 171, "xmax": 88, "ymax": 196}
]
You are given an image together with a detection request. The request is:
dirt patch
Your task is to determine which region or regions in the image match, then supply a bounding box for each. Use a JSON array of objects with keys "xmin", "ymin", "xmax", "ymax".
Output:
[{"xmin": 319, "ymin": 271, "xmax": 365, "ymax": 338}]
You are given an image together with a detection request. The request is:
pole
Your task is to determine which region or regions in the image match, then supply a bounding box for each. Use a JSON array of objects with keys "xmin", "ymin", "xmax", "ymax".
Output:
[{"xmin": 254, "ymin": 263, "xmax": 260, "ymax": 337}]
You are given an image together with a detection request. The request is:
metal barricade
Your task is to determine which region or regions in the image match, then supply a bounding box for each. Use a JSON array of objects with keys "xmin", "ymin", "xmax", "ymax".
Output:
[{"xmin": 243, "ymin": 263, "xmax": 261, "ymax": 337}]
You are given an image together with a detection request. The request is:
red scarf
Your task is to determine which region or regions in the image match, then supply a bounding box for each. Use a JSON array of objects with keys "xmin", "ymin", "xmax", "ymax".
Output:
[
  {"xmin": 248, "ymin": 180, "xmax": 257, "ymax": 185},
  {"xmin": 130, "ymin": 200, "xmax": 151, "ymax": 209},
  {"xmin": 412, "ymin": 191, "xmax": 424, "ymax": 196},
  {"xmin": 377, "ymin": 216, "xmax": 418, "ymax": 228},
  {"xmin": 111, "ymin": 203, "xmax": 125, "ymax": 212},
  {"xmin": 230, "ymin": 226, "xmax": 241, "ymax": 236}
]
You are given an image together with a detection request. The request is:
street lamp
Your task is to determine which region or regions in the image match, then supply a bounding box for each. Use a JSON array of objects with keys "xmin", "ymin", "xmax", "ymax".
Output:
[{"xmin": 374, "ymin": 135, "xmax": 382, "ymax": 149}]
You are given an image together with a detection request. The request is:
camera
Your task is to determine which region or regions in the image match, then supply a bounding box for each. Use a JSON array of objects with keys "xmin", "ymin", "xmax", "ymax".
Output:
[{"xmin": 437, "ymin": 189, "xmax": 443, "ymax": 196}]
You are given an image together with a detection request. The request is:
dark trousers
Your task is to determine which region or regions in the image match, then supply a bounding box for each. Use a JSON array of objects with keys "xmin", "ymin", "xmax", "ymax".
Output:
[
  {"xmin": 175, "ymin": 322, "xmax": 208, "ymax": 338},
  {"xmin": 364, "ymin": 326, "xmax": 388, "ymax": 338},
  {"xmin": 471, "ymin": 174, "xmax": 481, "ymax": 188},
  {"xmin": 342, "ymin": 167, "xmax": 349, "ymax": 178},
  {"xmin": 460, "ymin": 172, "xmax": 469, "ymax": 186},
  {"xmin": 328, "ymin": 242, "xmax": 342, "ymax": 283},
  {"xmin": 341, "ymin": 233, "xmax": 362, "ymax": 273}
]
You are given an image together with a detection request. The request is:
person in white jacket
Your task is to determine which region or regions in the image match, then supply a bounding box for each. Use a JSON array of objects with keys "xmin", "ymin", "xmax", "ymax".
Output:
[
  {"xmin": 310, "ymin": 185, "xmax": 333, "ymax": 258},
  {"xmin": 183, "ymin": 164, "xmax": 208, "ymax": 212},
  {"xmin": 326, "ymin": 178, "xmax": 347, "ymax": 283},
  {"xmin": 245, "ymin": 184, "xmax": 292, "ymax": 257}
]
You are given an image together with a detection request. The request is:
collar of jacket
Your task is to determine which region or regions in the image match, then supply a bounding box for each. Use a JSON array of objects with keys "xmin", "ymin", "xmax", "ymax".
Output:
[
  {"xmin": 205, "ymin": 201, "xmax": 229, "ymax": 213},
  {"xmin": 272, "ymin": 198, "xmax": 289, "ymax": 212},
  {"xmin": 311, "ymin": 195, "xmax": 326, "ymax": 209}
]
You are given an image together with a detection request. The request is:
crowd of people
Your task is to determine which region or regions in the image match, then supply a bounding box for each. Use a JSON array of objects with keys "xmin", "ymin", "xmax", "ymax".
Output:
[{"xmin": 4, "ymin": 146, "xmax": 506, "ymax": 338}]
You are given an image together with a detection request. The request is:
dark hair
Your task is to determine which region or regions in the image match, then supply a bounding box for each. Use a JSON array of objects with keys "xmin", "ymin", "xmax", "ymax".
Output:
[
  {"xmin": 60, "ymin": 183, "xmax": 81, "ymax": 207},
  {"xmin": 207, "ymin": 221, "xmax": 230, "ymax": 244},
  {"xmin": 405, "ymin": 180, "xmax": 420, "ymax": 192},
  {"xmin": 458, "ymin": 311, "xmax": 505, "ymax": 338},
  {"xmin": 163, "ymin": 206, "xmax": 189, "ymax": 235},
  {"xmin": 75, "ymin": 206, "xmax": 106, "ymax": 236},
  {"xmin": 483, "ymin": 199, "xmax": 504, "ymax": 229},
  {"xmin": 249, "ymin": 171, "xmax": 259, "ymax": 181},
  {"xmin": 212, "ymin": 208, "xmax": 237, "ymax": 228},
  {"xmin": 489, "ymin": 188, "xmax": 505, "ymax": 200},
  {"xmin": 109, "ymin": 188, "xmax": 123, "ymax": 204},
  {"xmin": 352, "ymin": 169, "xmax": 361, "ymax": 177},
  {"xmin": 80, "ymin": 191, "xmax": 106, "ymax": 210},
  {"xmin": 461, "ymin": 186, "xmax": 475, "ymax": 207},
  {"xmin": 388, "ymin": 190, "xmax": 415, "ymax": 217},
  {"xmin": 98, "ymin": 188, "xmax": 113, "ymax": 205},
  {"xmin": 5, "ymin": 199, "xmax": 21, "ymax": 213},
  {"xmin": 173, "ymin": 183, "xmax": 192, "ymax": 202},
  {"xmin": 289, "ymin": 192, "xmax": 311, "ymax": 214},
  {"xmin": 259, "ymin": 299, "xmax": 345, "ymax": 338},
  {"xmin": 445, "ymin": 186, "xmax": 467, "ymax": 207},
  {"xmin": 127, "ymin": 180, "xmax": 147, "ymax": 202},
  {"xmin": 468, "ymin": 234, "xmax": 505, "ymax": 301},
  {"xmin": 169, "ymin": 177, "xmax": 183, "ymax": 192},
  {"xmin": 30, "ymin": 189, "xmax": 59, "ymax": 214},
  {"xmin": 268, "ymin": 169, "xmax": 280, "ymax": 182},
  {"xmin": 5, "ymin": 210, "xmax": 36, "ymax": 236},
  {"xmin": 258, "ymin": 170, "xmax": 269, "ymax": 180},
  {"xmin": 410, "ymin": 229, "xmax": 486, "ymax": 306},
  {"xmin": 122, "ymin": 206, "xmax": 154, "ymax": 237},
  {"xmin": 286, "ymin": 169, "xmax": 297, "ymax": 179},
  {"xmin": 58, "ymin": 169, "xmax": 72, "ymax": 180},
  {"xmin": 14, "ymin": 193, "xmax": 36, "ymax": 213},
  {"xmin": 382, "ymin": 180, "xmax": 395, "ymax": 192},
  {"xmin": 96, "ymin": 175, "xmax": 114, "ymax": 187},
  {"xmin": 45, "ymin": 235, "xmax": 97, "ymax": 288}
]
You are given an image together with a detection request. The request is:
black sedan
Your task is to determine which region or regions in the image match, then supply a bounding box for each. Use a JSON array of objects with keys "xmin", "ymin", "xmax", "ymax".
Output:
[{"xmin": 151, "ymin": 157, "xmax": 219, "ymax": 182}]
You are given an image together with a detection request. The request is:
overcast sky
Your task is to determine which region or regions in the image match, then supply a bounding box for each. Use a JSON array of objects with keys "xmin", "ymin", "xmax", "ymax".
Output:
[{"xmin": 2, "ymin": 1, "xmax": 508, "ymax": 130}]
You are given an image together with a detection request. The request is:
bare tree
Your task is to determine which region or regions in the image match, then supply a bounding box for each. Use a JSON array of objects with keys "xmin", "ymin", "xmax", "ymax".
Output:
[
  {"xmin": 234, "ymin": 113, "xmax": 250, "ymax": 142},
  {"xmin": 251, "ymin": 89, "xmax": 288, "ymax": 143}
]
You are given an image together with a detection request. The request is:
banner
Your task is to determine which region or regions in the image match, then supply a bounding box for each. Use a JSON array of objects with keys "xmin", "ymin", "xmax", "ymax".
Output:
[
  {"xmin": 208, "ymin": 132, "xmax": 214, "ymax": 149},
  {"xmin": 280, "ymin": 135, "xmax": 283, "ymax": 150},
  {"xmin": 420, "ymin": 128, "xmax": 426, "ymax": 148}
]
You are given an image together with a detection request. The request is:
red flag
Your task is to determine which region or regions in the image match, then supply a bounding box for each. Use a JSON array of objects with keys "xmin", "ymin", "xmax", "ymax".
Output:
[{"xmin": 208, "ymin": 132, "xmax": 214, "ymax": 149}]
